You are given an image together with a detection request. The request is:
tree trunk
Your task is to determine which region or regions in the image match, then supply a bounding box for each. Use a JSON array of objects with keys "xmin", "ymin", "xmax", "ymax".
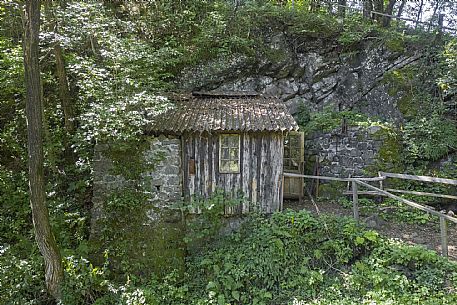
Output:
[
  {"xmin": 396, "ymin": 0, "xmax": 406, "ymax": 18},
  {"xmin": 428, "ymin": 0, "xmax": 441, "ymax": 30},
  {"xmin": 382, "ymin": 0, "xmax": 397, "ymax": 27},
  {"xmin": 363, "ymin": 0, "xmax": 373, "ymax": 19},
  {"xmin": 326, "ymin": 1, "xmax": 333, "ymax": 15},
  {"xmin": 373, "ymin": 0, "xmax": 384, "ymax": 22},
  {"xmin": 309, "ymin": 0, "xmax": 320, "ymax": 12},
  {"xmin": 415, "ymin": 0, "xmax": 424, "ymax": 29},
  {"xmin": 23, "ymin": 0, "xmax": 64, "ymax": 301},
  {"xmin": 337, "ymin": 0, "xmax": 346, "ymax": 18},
  {"xmin": 54, "ymin": 41, "xmax": 75, "ymax": 133},
  {"xmin": 44, "ymin": 1, "xmax": 75, "ymax": 134}
]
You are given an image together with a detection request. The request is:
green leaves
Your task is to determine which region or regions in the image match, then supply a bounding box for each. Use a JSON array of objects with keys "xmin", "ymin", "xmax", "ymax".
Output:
[
  {"xmin": 402, "ymin": 115, "xmax": 457, "ymax": 162},
  {"xmin": 184, "ymin": 210, "xmax": 381, "ymax": 304}
]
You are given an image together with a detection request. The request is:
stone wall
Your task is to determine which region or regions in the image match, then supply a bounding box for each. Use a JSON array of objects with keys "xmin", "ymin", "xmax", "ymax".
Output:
[
  {"xmin": 92, "ymin": 135, "xmax": 182, "ymax": 210},
  {"xmin": 91, "ymin": 136, "xmax": 182, "ymax": 228},
  {"xmin": 90, "ymin": 135, "xmax": 185, "ymax": 277},
  {"xmin": 143, "ymin": 135, "xmax": 182, "ymax": 206},
  {"xmin": 305, "ymin": 126, "xmax": 384, "ymax": 177}
]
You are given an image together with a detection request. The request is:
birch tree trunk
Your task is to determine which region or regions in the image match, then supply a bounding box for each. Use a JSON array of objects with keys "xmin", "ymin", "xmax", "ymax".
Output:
[{"xmin": 23, "ymin": 0, "xmax": 64, "ymax": 300}]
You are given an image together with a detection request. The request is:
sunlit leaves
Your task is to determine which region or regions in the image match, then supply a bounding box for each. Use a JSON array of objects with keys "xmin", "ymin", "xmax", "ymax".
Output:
[{"xmin": 402, "ymin": 115, "xmax": 457, "ymax": 161}]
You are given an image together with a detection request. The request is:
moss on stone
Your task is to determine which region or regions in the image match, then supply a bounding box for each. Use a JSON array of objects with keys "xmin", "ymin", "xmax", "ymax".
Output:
[
  {"xmin": 91, "ymin": 134, "xmax": 185, "ymax": 279},
  {"xmin": 366, "ymin": 129, "xmax": 404, "ymax": 174},
  {"xmin": 92, "ymin": 190, "xmax": 186, "ymax": 279}
]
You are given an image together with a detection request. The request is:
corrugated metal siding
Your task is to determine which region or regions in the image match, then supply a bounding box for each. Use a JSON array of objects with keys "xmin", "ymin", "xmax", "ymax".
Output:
[
  {"xmin": 148, "ymin": 97, "xmax": 298, "ymax": 133},
  {"xmin": 182, "ymin": 132, "xmax": 284, "ymax": 214}
]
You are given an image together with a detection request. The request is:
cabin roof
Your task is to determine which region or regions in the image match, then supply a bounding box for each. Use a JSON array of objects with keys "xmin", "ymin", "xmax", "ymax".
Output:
[{"xmin": 148, "ymin": 92, "xmax": 299, "ymax": 133}]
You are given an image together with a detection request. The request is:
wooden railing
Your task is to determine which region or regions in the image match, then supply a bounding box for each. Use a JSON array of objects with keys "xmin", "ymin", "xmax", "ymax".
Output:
[{"xmin": 283, "ymin": 172, "xmax": 457, "ymax": 257}]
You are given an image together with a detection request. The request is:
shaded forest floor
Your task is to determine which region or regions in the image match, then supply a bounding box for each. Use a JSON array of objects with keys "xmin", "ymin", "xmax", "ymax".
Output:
[{"xmin": 284, "ymin": 199, "xmax": 457, "ymax": 260}]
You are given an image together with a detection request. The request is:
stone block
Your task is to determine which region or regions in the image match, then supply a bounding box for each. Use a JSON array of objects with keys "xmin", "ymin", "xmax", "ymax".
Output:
[
  {"xmin": 357, "ymin": 142, "xmax": 369, "ymax": 150},
  {"xmin": 350, "ymin": 149, "xmax": 359, "ymax": 157}
]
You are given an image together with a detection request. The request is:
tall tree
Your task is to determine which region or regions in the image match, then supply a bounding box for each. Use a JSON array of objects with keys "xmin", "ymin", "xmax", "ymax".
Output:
[
  {"xmin": 415, "ymin": 0, "xmax": 425, "ymax": 29},
  {"xmin": 337, "ymin": 0, "xmax": 346, "ymax": 18},
  {"xmin": 382, "ymin": 0, "xmax": 397, "ymax": 27},
  {"xmin": 396, "ymin": 0, "xmax": 406, "ymax": 18},
  {"xmin": 373, "ymin": 0, "xmax": 384, "ymax": 22},
  {"xmin": 363, "ymin": 0, "xmax": 373, "ymax": 19},
  {"xmin": 44, "ymin": 1, "xmax": 75, "ymax": 135},
  {"xmin": 23, "ymin": 0, "xmax": 64, "ymax": 300}
]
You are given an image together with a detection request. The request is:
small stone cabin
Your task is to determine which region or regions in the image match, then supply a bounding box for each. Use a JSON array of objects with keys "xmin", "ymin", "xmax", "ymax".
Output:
[{"xmin": 144, "ymin": 92, "xmax": 299, "ymax": 214}]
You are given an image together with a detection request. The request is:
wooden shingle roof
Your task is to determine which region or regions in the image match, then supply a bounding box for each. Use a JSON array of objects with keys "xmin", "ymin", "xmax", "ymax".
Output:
[{"xmin": 148, "ymin": 93, "xmax": 299, "ymax": 133}]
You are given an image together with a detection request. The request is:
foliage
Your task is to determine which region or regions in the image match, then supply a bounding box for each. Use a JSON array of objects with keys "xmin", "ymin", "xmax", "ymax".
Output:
[
  {"xmin": 61, "ymin": 255, "xmax": 110, "ymax": 305},
  {"xmin": 299, "ymin": 107, "xmax": 390, "ymax": 135},
  {"xmin": 106, "ymin": 138, "xmax": 166, "ymax": 181},
  {"xmin": 402, "ymin": 115, "xmax": 457, "ymax": 162},
  {"xmin": 3, "ymin": 208, "xmax": 457, "ymax": 304},
  {"xmin": 338, "ymin": 196, "xmax": 433, "ymax": 225},
  {"xmin": 439, "ymin": 38, "xmax": 457, "ymax": 96},
  {"xmin": 180, "ymin": 189, "xmax": 246, "ymax": 245},
  {"xmin": 1, "ymin": 0, "xmax": 457, "ymax": 304},
  {"xmin": 338, "ymin": 14, "xmax": 377, "ymax": 48},
  {"xmin": 185, "ymin": 210, "xmax": 380, "ymax": 304},
  {"xmin": 93, "ymin": 188, "xmax": 186, "ymax": 279},
  {"xmin": 0, "ymin": 247, "xmax": 46, "ymax": 305},
  {"xmin": 0, "ymin": 168, "xmax": 31, "ymax": 245}
]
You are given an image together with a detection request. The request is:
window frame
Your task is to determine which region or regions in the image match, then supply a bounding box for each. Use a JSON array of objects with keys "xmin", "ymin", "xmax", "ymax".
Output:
[
  {"xmin": 219, "ymin": 133, "xmax": 241, "ymax": 174},
  {"xmin": 283, "ymin": 131, "xmax": 304, "ymax": 173}
]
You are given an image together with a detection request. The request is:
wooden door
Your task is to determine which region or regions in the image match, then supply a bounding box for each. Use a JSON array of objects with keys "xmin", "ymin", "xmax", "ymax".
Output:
[{"xmin": 283, "ymin": 132, "xmax": 304, "ymax": 199}]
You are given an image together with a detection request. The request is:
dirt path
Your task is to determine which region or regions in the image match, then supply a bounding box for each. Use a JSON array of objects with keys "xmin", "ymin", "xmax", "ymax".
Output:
[{"xmin": 284, "ymin": 200, "xmax": 457, "ymax": 260}]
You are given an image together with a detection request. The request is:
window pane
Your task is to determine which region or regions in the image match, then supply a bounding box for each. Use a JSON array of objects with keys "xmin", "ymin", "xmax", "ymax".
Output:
[
  {"xmin": 221, "ymin": 147, "xmax": 229, "ymax": 159},
  {"xmin": 229, "ymin": 161, "xmax": 239, "ymax": 172},
  {"xmin": 220, "ymin": 160, "xmax": 229, "ymax": 172},
  {"xmin": 230, "ymin": 148, "xmax": 238, "ymax": 159},
  {"xmin": 229, "ymin": 135, "xmax": 238, "ymax": 147},
  {"xmin": 222, "ymin": 136, "xmax": 230, "ymax": 146}
]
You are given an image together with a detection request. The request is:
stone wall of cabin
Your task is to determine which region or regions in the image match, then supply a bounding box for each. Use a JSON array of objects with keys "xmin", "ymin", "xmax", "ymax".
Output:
[
  {"xmin": 90, "ymin": 135, "xmax": 185, "ymax": 277},
  {"xmin": 143, "ymin": 136, "xmax": 182, "ymax": 206},
  {"xmin": 91, "ymin": 135, "xmax": 182, "ymax": 225}
]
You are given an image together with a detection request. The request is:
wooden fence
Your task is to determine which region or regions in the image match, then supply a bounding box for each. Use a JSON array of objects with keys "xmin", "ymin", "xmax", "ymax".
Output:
[{"xmin": 283, "ymin": 171, "xmax": 457, "ymax": 257}]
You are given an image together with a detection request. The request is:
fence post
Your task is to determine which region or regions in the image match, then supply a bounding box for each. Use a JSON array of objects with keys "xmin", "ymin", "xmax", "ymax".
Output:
[
  {"xmin": 440, "ymin": 215, "xmax": 448, "ymax": 257},
  {"xmin": 352, "ymin": 180, "xmax": 359, "ymax": 222}
]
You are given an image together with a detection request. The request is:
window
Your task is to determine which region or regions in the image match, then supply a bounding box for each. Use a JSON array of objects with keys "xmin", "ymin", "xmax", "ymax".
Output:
[
  {"xmin": 283, "ymin": 132, "xmax": 304, "ymax": 173},
  {"xmin": 219, "ymin": 134, "xmax": 240, "ymax": 173}
]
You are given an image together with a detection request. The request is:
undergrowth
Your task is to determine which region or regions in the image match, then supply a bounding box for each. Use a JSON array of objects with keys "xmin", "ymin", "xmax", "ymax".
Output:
[{"xmin": 2, "ymin": 209, "xmax": 456, "ymax": 305}]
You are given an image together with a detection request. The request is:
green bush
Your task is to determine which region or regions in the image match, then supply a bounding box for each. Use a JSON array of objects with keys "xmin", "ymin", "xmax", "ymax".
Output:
[
  {"xmin": 403, "ymin": 115, "xmax": 457, "ymax": 162},
  {"xmin": 185, "ymin": 210, "xmax": 380, "ymax": 304},
  {"xmin": 0, "ymin": 248, "xmax": 46, "ymax": 305}
]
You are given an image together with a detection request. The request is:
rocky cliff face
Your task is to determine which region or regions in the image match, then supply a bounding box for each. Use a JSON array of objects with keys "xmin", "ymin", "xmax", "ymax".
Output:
[
  {"xmin": 177, "ymin": 33, "xmax": 419, "ymax": 177},
  {"xmin": 178, "ymin": 33, "xmax": 419, "ymax": 124}
]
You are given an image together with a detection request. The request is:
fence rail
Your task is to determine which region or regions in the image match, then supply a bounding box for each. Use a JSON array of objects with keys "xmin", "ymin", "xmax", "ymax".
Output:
[{"xmin": 283, "ymin": 171, "xmax": 457, "ymax": 257}]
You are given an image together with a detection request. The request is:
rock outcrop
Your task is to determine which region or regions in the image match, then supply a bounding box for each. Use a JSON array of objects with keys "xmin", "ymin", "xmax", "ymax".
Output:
[{"xmin": 176, "ymin": 32, "xmax": 422, "ymax": 176}]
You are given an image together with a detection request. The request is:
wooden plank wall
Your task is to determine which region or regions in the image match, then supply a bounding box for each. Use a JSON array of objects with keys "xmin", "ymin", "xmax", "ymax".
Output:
[{"xmin": 182, "ymin": 132, "xmax": 284, "ymax": 215}]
